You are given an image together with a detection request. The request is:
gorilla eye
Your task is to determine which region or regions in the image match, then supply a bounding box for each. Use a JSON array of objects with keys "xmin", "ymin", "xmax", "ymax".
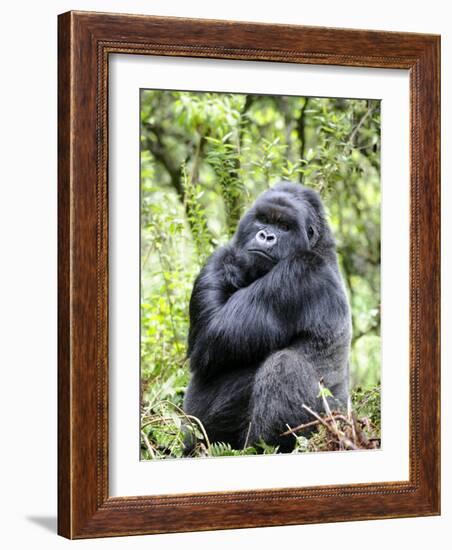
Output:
[
  {"xmin": 307, "ymin": 226, "xmax": 315, "ymax": 239},
  {"xmin": 279, "ymin": 222, "xmax": 290, "ymax": 232}
]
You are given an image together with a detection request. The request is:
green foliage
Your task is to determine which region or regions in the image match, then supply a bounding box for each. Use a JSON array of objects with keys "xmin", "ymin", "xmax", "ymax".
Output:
[
  {"xmin": 209, "ymin": 442, "xmax": 259, "ymax": 457},
  {"xmin": 352, "ymin": 385, "xmax": 381, "ymax": 431},
  {"xmin": 181, "ymin": 163, "xmax": 213, "ymax": 265},
  {"xmin": 140, "ymin": 89, "xmax": 381, "ymax": 459},
  {"xmin": 205, "ymin": 135, "xmax": 245, "ymax": 236},
  {"xmin": 318, "ymin": 386, "xmax": 334, "ymax": 399}
]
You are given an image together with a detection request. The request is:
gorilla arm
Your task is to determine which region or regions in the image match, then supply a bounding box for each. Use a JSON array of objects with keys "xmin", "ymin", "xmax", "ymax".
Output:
[{"xmin": 188, "ymin": 246, "xmax": 348, "ymax": 380}]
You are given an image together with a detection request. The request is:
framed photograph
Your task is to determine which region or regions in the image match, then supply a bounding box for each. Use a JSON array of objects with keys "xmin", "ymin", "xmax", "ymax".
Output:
[{"xmin": 58, "ymin": 11, "xmax": 440, "ymax": 538}]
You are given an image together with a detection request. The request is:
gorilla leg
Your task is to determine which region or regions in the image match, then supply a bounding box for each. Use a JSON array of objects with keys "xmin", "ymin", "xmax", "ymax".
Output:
[
  {"xmin": 247, "ymin": 350, "xmax": 322, "ymax": 452},
  {"xmin": 183, "ymin": 368, "xmax": 255, "ymax": 450}
]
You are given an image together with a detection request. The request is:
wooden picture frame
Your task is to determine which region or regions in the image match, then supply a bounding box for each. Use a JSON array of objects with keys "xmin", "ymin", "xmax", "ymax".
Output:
[{"xmin": 58, "ymin": 10, "xmax": 440, "ymax": 539}]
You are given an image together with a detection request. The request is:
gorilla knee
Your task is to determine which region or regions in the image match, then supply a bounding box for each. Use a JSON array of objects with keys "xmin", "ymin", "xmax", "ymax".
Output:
[
  {"xmin": 256, "ymin": 350, "xmax": 316, "ymax": 391},
  {"xmin": 245, "ymin": 352, "xmax": 319, "ymax": 451}
]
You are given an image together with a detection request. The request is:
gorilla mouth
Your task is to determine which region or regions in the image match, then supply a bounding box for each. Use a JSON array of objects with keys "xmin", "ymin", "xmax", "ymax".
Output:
[{"xmin": 248, "ymin": 249, "xmax": 276, "ymax": 262}]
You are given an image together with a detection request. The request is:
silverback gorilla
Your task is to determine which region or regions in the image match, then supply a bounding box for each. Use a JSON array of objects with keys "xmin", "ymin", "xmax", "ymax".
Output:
[{"xmin": 183, "ymin": 182, "xmax": 351, "ymax": 453}]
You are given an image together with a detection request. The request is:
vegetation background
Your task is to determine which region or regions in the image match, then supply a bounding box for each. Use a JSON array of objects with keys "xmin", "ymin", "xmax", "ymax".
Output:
[{"xmin": 140, "ymin": 90, "xmax": 381, "ymax": 459}]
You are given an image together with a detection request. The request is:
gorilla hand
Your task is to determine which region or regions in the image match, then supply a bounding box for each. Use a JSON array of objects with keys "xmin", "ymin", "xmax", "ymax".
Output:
[
  {"xmin": 222, "ymin": 247, "xmax": 271, "ymax": 291},
  {"xmin": 221, "ymin": 248, "xmax": 250, "ymax": 291}
]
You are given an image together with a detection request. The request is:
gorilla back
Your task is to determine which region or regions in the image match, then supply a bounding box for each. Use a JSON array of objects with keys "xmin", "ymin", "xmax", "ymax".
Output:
[{"xmin": 183, "ymin": 182, "xmax": 352, "ymax": 452}]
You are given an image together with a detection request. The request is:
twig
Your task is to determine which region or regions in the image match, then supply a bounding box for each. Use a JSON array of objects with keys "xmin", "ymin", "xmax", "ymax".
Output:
[
  {"xmin": 319, "ymin": 381, "xmax": 339, "ymax": 434},
  {"xmin": 348, "ymin": 397, "xmax": 357, "ymax": 442},
  {"xmin": 302, "ymin": 404, "xmax": 335, "ymax": 432},
  {"xmin": 142, "ymin": 413, "xmax": 211, "ymax": 450},
  {"xmin": 330, "ymin": 414, "xmax": 353, "ymax": 426},
  {"xmin": 243, "ymin": 421, "xmax": 252, "ymax": 449},
  {"xmin": 302, "ymin": 404, "xmax": 357, "ymax": 451},
  {"xmin": 281, "ymin": 418, "xmax": 323, "ymax": 436},
  {"xmin": 141, "ymin": 417, "xmax": 163, "ymax": 429},
  {"xmin": 346, "ymin": 105, "xmax": 375, "ymax": 150},
  {"xmin": 150, "ymin": 400, "xmax": 212, "ymax": 451},
  {"xmin": 141, "ymin": 430, "xmax": 156, "ymax": 459},
  {"xmin": 141, "ymin": 242, "xmax": 154, "ymax": 271},
  {"xmin": 281, "ymin": 414, "xmax": 353, "ymax": 437}
]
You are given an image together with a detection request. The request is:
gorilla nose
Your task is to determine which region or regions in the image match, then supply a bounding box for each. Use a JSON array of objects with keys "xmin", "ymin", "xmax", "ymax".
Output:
[{"xmin": 256, "ymin": 229, "xmax": 277, "ymax": 247}]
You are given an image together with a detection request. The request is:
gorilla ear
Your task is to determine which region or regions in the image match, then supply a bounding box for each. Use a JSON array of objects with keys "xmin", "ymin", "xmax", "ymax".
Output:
[
  {"xmin": 307, "ymin": 223, "xmax": 325, "ymax": 249},
  {"xmin": 297, "ymin": 225, "xmax": 311, "ymax": 252}
]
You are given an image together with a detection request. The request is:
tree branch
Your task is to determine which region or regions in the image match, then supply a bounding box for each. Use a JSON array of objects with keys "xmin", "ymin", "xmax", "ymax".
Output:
[{"xmin": 297, "ymin": 97, "xmax": 309, "ymax": 176}]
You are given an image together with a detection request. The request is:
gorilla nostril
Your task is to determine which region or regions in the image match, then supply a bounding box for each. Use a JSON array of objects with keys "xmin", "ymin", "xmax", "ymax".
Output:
[
  {"xmin": 266, "ymin": 233, "xmax": 276, "ymax": 243},
  {"xmin": 256, "ymin": 230, "xmax": 267, "ymax": 242}
]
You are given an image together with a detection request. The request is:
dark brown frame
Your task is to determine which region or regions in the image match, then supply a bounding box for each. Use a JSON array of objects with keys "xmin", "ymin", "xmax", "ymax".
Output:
[{"xmin": 58, "ymin": 10, "xmax": 440, "ymax": 539}]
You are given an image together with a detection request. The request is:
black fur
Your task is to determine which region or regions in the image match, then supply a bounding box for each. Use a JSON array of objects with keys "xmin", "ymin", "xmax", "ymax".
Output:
[{"xmin": 183, "ymin": 182, "xmax": 352, "ymax": 452}]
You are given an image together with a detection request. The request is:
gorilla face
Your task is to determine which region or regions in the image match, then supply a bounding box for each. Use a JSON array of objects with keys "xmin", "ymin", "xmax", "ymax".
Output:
[{"xmin": 234, "ymin": 182, "xmax": 333, "ymax": 276}]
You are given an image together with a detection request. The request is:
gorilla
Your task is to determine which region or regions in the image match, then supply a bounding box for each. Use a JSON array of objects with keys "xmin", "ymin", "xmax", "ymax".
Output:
[{"xmin": 183, "ymin": 182, "xmax": 352, "ymax": 453}]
